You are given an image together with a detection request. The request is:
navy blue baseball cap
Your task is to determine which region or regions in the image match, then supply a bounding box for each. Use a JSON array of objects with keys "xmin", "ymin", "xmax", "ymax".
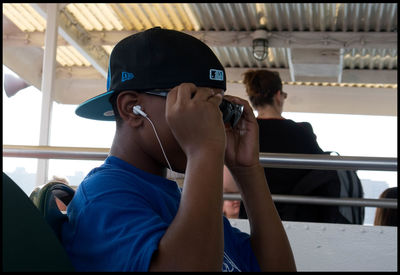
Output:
[{"xmin": 75, "ymin": 27, "xmax": 226, "ymax": 120}]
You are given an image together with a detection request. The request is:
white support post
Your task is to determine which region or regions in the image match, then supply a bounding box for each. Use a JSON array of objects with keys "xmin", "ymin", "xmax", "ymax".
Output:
[
  {"xmin": 286, "ymin": 48, "xmax": 296, "ymax": 82},
  {"xmin": 337, "ymin": 48, "xmax": 344, "ymax": 83},
  {"xmin": 35, "ymin": 3, "xmax": 59, "ymax": 187}
]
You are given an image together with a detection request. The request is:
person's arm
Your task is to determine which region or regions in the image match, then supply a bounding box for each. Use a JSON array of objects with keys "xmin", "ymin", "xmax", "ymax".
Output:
[
  {"xmin": 229, "ymin": 165, "xmax": 296, "ymax": 271},
  {"xmin": 224, "ymin": 95, "xmax": 296, "ymax": 272},
  {"xmin": 149, "ymin": 83, "xmax": 226, "ymax": 271}
]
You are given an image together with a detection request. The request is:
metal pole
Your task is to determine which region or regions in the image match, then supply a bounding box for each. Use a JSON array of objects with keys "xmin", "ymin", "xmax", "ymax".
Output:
[
  {"xmin": 35, "ymin": 4, "xmax": 59, "ymax": 187},
  {"xmin": 3, "ymin": 145, "xmax": 397, "ymax": 209},
  {"xmin": 259, "ymin": 152, "xmax": 396, "ymax": 171},
  {"xmin": 223, "ymin": 194, "xmax": 398, "ymax": 209},
  {"xmin": 3, "ymin": 145, "xmax": 109, "ymax": 160},
  {"xmin": 4, "ymin": 145, "xmax": 397, "ymax": 171}
]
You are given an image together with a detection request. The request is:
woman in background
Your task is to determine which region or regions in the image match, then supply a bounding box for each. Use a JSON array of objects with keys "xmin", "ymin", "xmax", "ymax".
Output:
[
  {"xmin": 374, "ymin": 187, "xmax": 397, "ymax": 226},
  {"xmin": 240, "ymin": 69, "xmax": 346, "ymax": 223}
]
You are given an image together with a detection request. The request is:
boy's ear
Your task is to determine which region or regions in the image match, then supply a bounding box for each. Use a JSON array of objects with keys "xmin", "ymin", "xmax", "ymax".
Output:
[{"xmin": 117, "ymin": 91, "xmax": 144, "ymax": 127}]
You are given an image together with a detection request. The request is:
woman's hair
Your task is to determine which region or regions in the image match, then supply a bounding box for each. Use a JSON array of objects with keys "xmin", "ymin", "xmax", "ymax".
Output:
[
  {"xmin": 242, "ymin": 69, "xmax": 283, "ymax": 108},
  {"xmin": 374, "ymin": 187, "xmax": 397, "ymax": 226}
]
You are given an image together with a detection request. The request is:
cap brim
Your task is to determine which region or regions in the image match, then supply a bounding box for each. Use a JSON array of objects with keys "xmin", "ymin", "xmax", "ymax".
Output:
[{"xmin": 75, "ymin": 90, "xmax": 115, "ymax": 121}]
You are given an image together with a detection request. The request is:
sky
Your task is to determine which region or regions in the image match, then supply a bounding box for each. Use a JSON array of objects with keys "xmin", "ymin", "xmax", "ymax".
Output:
[{"xmin": 2, "ymin": 65, "xmax": 398, "ymax": 190}]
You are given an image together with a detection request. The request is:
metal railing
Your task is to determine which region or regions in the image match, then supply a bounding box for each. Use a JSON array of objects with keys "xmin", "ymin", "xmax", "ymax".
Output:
[
  {"xmin": 3, "ymin": 145, "xmax": 109, "ymax": 160},
  {"xmin": 3, "ymin": 145, "xmax": 398, "ymax": 209},
  {"xmin": 259, "ymin": 152, "xmax": 397, "ymax": 171},
  {"xmin": 3, "ymin": 145, "xmax": 397, "ymax": 171},
  {"xmin": 223, "ymin": 194, "xmax": 397, "ymax": 209}
]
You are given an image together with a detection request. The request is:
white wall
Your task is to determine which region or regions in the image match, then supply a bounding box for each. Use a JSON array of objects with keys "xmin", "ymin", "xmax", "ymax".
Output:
[{"xmin": 229, "ymin": 219, "xmax": 397, "ymax": 271}]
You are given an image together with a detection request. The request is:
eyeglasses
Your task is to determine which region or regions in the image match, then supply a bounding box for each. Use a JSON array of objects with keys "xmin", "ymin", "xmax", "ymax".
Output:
[
  {"xmin": 143, "ymin": 89, "xmax": 170, "ymax": 97},
  {"xmin": 142, "ymin": 89, "xmax": 243, "ymax": 127}
]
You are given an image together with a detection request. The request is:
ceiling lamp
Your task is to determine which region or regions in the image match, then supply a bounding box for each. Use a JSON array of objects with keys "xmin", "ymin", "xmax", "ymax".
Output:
[
  {"xmin": 252, "ymin": 29, "xmax": 269, "ymax": 61},
  {"xmin": 3, "ymin": 73, "xmax": 30, "ymax": 97}
]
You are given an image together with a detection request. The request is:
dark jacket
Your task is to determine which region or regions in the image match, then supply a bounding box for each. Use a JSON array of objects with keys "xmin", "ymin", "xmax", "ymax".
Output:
[{"xmin": 239, "ymin": 118, "xmax": 349, "ymax": 223}]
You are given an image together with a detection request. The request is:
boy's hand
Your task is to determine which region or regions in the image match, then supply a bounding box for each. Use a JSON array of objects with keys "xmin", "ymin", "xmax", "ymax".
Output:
[
  {"xmin": 223, "ymin": 95, "xmax": 260, "ymax": 168},
  {"xmin": 166, "ymin": 83, "xmax": 226, "ymax": 157}
]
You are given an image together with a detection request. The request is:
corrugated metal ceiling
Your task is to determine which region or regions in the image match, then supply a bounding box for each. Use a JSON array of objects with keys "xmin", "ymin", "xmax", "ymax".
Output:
[{"xmin": 2, "ymin": 3, "xmax": 398, "ymax": 71}]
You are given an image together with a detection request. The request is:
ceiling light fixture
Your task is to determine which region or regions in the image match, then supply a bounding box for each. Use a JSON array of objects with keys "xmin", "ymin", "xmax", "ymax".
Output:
[
  {"xmin": 3, "ymin": 73, "xmax": 30, "ymax": 97},
  {"xmin": 252, "ymin": 29, "xmax": 269, "ymax": 61}
]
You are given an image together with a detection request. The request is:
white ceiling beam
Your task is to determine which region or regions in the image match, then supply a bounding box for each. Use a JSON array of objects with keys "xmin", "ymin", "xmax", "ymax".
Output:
[
  {"xmin": 225, "ymin": 67, "xmax": 292, "ymax": 83},
  {"xmin": 51, "ymin": 66, "xmax": 397, "ymax": 84},
  {"xmin": 226, "ymin": 83, "xmax": 397, "ymax": 117},
  {"xmin": 48, "ymin": 67, "xmax": 397, "ymax": 117},
  {"xmin": 341, "ymin": 70, "xmax": 397, "ymax": 84},
  {"xmin": 3, "ymin": 46, "xmax": 103, "ymax": 86},
  {"xmin": 3, "ymin": 46, "xmax": 43, "ymax": 88},
  {"xmin": 225, "ymin": 68, "xmax": 398, "ymax": 84},
  {"xmin": 3, "ymin": 29, "xmax": 69, "ymax": 47},
  {"xmin": 3, "ymin": 46, "xmax": 396, "ymax": 95},
  {"xmin": 53, "ymin": 78, "xmax": 106, "ymax": 104},
  {"xmin": 89, "ymin": 30, "xmax": 397, "ymax": 49},
  {"xmin": 46, "ymin": 78, "xmax": 397, "ymax": 117},
  {"xmin": 55, "ymin": 66, "xmax": 103, "ymax": 80},
  {"xmin": 30, "ymin": 4, "xmax": 108, "ymax": 77},
  {"xmin": 6, "ymin": 43, "xmax": 394, "ymax": 85},
  {"xmin": 290, "ymin": 48, "xmax": 342, "ymax": 78},
  {"xmin": 192, "ymin": 31, "xmax": 398, "ymax": 49},
  {"xmin": 5, "ymin": 29, "xmax": 397, "ymax": 50},
  {"xmin": 5, "ymin": 54, "xmax": 393, "ymax": 116}
]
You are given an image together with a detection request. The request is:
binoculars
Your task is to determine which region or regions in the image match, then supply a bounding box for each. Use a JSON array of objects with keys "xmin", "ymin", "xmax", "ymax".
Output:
[{"xmin": 219, "ymin": 99, "xmax": 244, "ymax": 128}]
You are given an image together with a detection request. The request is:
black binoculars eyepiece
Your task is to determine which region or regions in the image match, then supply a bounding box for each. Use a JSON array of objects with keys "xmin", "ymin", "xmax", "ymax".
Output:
[{"xmin": 219, "ymin": 99, "xmax": 244, "ymax": 127}]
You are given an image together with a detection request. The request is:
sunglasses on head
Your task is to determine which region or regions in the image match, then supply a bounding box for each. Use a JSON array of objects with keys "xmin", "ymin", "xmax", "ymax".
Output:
[{"xmin": 143, "ymin": 89, "xmax": 244, "ymax": 127}]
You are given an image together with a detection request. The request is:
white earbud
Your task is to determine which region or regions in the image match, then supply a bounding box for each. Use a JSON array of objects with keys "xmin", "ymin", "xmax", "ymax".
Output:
[
  {"xmin": 131, "ymin": 104, "xmax": 175, "ymax": 180},
  {"xmin": 133, "ymin": 105, "xmax": 147, "ymax": 117}
]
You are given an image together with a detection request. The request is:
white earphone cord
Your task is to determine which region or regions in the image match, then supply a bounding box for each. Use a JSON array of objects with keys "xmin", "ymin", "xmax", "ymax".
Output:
[{"xmin": 144, "ymin": 116, "xmax": 175, "ymax": 179}]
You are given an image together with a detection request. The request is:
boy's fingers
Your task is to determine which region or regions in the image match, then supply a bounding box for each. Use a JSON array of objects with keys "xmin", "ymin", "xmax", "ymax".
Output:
[
  {"xmin": 192, "ymin": 87, "xmax": 219, "ymax": 102},
  {"xmin": 166, "ymin": 86, "xmax": 178, "ymax": 107},
  {"xmin": 167, "ymin": 83, "xmax": 197, "ymax": 107},
  {"xmin": 207, "ymin": 93, "xmax": 223, "ymax": 107},
  {"xmin": 176, "ymin": 83, "xmax": 197, "ymax": 105}
]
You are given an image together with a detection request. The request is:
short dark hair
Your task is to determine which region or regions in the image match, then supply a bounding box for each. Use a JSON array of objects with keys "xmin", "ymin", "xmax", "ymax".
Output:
[
  {"xmin": 242, "ymin": 69, "xmax": 283, "ymax": 108},
  {"xmin": 109, "ymin": 90, "xmax": 123, "ymax": 127}
]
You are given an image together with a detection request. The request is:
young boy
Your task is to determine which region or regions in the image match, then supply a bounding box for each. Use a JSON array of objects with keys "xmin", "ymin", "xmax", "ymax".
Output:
[
  {"xmin": 61, "ymin": 27, "xmax": 296, "ymax": 272},
  {"xmin": 223, "ymin": 165, "xmax": 242, "ymax": 219}
]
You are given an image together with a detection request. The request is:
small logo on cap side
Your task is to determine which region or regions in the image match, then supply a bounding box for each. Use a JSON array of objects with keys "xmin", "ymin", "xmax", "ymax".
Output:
[
  {"xmin": 209, "ymin": 69, "xmax": 224, "ymax": 81},
  {"xmin": 103, "ymin": 110, "xmax": 114, "ymax": 117},
  {"xmin": 121, "ymin": 72, "xmax": 134, "ymax": 82}
]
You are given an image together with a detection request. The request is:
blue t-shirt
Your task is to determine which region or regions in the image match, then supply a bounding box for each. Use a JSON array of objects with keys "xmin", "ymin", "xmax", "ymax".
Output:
[{"xmin": 61, "ymin": 156, "xmax": 260, "ymax": 271}]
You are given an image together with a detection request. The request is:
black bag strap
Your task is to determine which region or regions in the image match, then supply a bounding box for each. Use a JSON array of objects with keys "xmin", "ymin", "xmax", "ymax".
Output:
[{"xmin": 323, "ymin": 151, "xmax": 365, "ymax": 224}]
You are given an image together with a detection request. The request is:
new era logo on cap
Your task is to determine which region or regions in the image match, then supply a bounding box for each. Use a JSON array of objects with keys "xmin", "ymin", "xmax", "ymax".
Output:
[
  {"xmin": 122, "ymin": 72, "xmax": 134, "ymax": 82},
  {"xmin": 209, "ymin": 69, "xmax": 224, "ymax": 81}
]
